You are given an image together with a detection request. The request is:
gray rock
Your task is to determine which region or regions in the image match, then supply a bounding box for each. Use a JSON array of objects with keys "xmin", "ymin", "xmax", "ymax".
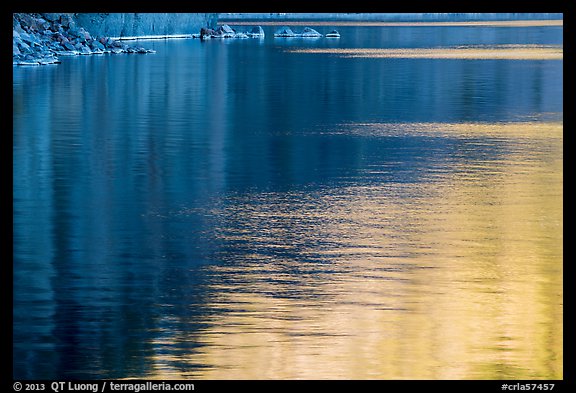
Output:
[
  {"xmin": 63, "ymin": 41, "xmax": 75, "ymax": 51},
  {"xmin": 36, "ymin": 18, "xmax": 50, "ymax": 30},
  {"xmin": 19, "ymin": 14, "xmax": 36, "ymax": 30},
  {"xmin": 71, "ymin": 26, "xmax": 89, "ymax": 39},
  {"xmin": 201, "ymin": 25, "xmax": 261, "ymax": 40},
  {"xmin": 68, "ymin": 25, "xmax": 79, "ymax": 37},
  {"xmin": 200, "ymin": 27, "xmax": 216, "ymax": 39},
  {"xmin": 300, "ymin": 27, "xmax": 322, "ymax": 37},
  {"xmin": 20, "ymin": 15, "xmax": 48, "ymax": 32},
  {"xmin": 50, "ymin": 42, "xmax": 64, "ymax": 51},
  {"xmin": 274, "ymin": 26, "xmax": 296, "ymax": 37},
  {"xmin": 17, "ymin": 41, "xmax": 32, "ymax": 53},
  {"xmin": 274, "ymin": 26, "xmax": 323, "ymax": 38},
  {"xmin": 20, "ymin": 32, "xmax": 41, "ymax": 47},
  {"xmin": 219, "ymin": 24, "xmax": 235, "ymax": 34},
  {"xmin": 14, "ymin": 23, "xmax": 25, "ymax": 34},
  {"xmin": 90, "ymin": 40, "xmax": 105, "ymax": 51},
  {"xmin": 248, "ymin": 26, "xmax": 265, "ymax": 38},
  {"xmin": 214, "ymin": 25, "xmax": 236, "ymax": 38},
  {"xmin": 78, "ymin": 27, "xmax": 91, "ymax": 41},
  {"xmin": 42, "ymin": 13, "xmax": 61, "ymax": 22},
  {"xmin": 55, "ymin": 33, "xmax": 68, "ymax": 43},
  {"xmin": 60, "ymin": 14, "xmax": 74, "ymax": 28}
]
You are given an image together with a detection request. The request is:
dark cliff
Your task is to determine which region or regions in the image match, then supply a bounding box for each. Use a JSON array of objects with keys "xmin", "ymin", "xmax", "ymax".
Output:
[{"xmin": 73, "ymin": 13, "xmax": 218, "ymax": 38}]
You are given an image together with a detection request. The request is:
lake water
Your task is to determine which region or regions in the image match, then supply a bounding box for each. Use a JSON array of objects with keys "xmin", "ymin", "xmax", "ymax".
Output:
[{"xmin": 13, "ymin": 23, "xmax": 563, "ymax": 379}]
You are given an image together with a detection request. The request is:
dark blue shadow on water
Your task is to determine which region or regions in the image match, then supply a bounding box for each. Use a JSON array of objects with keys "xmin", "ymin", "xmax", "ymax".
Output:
[{"xmin": 13, "ymin": 24, "xmax": 562, "ymax": 379}]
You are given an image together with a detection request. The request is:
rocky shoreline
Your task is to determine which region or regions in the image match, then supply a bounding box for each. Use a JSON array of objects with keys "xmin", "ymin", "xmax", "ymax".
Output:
[
  {"xmin": 200, "ymin": 24, "xmax": 265, "ymax": 39},
  {"xmin": 13, "ymin": 13, "xmax": 155, "ymax": 66},
  {"xmin": 13, "ymin": 14, "xmax": 342, "ymax": 66}
]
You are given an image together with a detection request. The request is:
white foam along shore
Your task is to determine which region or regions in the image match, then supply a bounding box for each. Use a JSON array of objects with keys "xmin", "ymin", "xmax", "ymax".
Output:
[{"xmin": 113, "ymin": 34, "xmax": 199, "ymax": 41}]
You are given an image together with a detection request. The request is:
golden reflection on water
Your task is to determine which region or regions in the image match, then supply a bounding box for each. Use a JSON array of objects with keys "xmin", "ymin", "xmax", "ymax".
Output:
[
  {"xmin": 288, "ymin": 46, "xmax": 563, "ymax": 60},
  {"xmin": 146, "ymin": 122, "xmax": 562, "ymax": 380}
]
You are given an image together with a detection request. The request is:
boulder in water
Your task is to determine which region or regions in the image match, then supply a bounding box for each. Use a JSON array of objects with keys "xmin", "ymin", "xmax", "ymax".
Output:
[
  {"xmin": 274, "ymin": 26, "xmax": 296, "ymax": 37},
  {"xmin": 219, "ymin": 24, "xmax": 235, "ymax": 34},
  {"xmin": 300, "ymin": 27, "xmax": 322, "ymax": 37},
  {"xmin": 200, "ymin": 27, "xmax": 216, "ymax": 40},
  {"xmin": 201, "ymin": 25, "xmax": 264, "ymax": 40},
  {"xmin": 326, "ymin": 30, "xmax": 340, "ymax": 38},
  {"xmin": 248, "ymin": 25, "xmax": 265, "ymax": 38},
  {"xmin": 215, "ymin": 24, "xmax": 236, "ymax": 38}
]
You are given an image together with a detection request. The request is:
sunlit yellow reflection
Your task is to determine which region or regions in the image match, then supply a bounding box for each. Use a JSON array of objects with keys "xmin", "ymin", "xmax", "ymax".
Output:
[
  {"xmin": 288, "ymin": 46, "xmax": 563, "ymax": 60},
  {"xmin": 143, "ymin": 121, "xmax": 562, "ymax": 379}
]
